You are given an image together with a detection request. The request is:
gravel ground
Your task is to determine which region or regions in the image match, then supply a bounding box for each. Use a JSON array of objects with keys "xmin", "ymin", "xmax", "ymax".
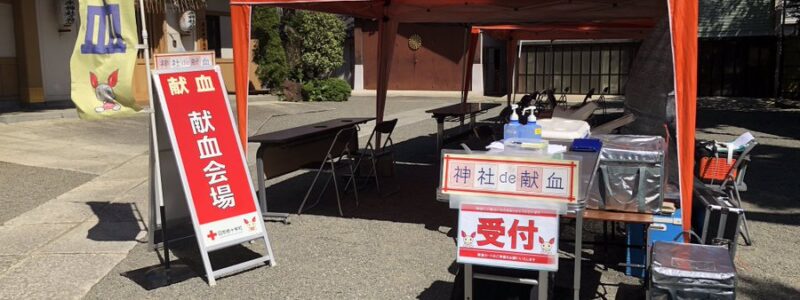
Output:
[
  {"xmin": 0, "ymin": 161, "xmax": 96, "ymax": 224},
  {"xmin": 83, "ymin": 96, "xmax": 799, "ymax": 299}
]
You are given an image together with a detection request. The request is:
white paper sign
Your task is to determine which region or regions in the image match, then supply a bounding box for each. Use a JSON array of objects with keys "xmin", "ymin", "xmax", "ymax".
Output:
[
  {"xmin": 442, "ymin": 153, "xmax": 579, "ymax": 203},
  {"xmin": 457, "ymin": 203, "xmax": 559, "ymax": 271},
  {"xmin": 154, "ymin": 51, "xmax": 216, "ymax": 70}
]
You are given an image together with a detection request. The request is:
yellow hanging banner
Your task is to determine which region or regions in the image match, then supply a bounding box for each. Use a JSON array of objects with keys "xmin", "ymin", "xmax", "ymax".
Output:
[{"xmin": 70, "ymin": 0, "xmax": 141, "ymax": 119}]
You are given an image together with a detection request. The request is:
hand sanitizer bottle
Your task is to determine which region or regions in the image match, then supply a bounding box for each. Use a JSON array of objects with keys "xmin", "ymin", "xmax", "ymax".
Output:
[
  {"xmin": 503, "ymin": 104, "xmax": 520, "ymax": 140},
  {"xmin": 519, "ymin": 106, "xmax": 542, "ymax": 140}
]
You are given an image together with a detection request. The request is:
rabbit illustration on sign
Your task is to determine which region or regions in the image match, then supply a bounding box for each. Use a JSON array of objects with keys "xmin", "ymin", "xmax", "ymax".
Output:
[
  {"xmin": 91, "ymin": 70, "xmax": 121, "ymax": 113},
  {"xmin": 243, "ymin": 216, "xmax": 258, "ymax": 231},
  {"xmin": 539, "ymin": 236, "xmax": 555, "ymax": 254},
  {"xmin": 461, "ymin": 231, "xmax": 477, "ymax": 247}
]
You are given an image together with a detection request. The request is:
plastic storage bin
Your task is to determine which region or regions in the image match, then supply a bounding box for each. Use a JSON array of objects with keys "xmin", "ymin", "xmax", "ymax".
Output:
[{"xmin": 537, "ymin": 117, "xmax": 590, "ymax": 141}]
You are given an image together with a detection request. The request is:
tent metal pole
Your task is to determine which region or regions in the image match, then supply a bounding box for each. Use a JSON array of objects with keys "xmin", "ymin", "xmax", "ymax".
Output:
[{"xmin": 460, "ymin": 25, "xmax": 469, "ymax": 104}]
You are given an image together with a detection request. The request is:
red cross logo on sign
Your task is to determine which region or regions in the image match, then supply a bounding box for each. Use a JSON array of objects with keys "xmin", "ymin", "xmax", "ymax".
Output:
[{"xmin": 207, "ymin": 230, "xmax": 217, "ymax": 241}]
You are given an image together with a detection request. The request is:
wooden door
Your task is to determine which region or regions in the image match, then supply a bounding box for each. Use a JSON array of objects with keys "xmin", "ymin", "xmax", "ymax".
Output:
[{"xmin": 0, "ymin": 0, "xmax": 18, "ymax": 100}]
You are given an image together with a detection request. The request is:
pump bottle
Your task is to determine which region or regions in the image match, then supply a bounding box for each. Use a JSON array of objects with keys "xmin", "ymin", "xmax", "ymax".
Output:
[
  {"xmin": 503, "ymin": 104, "xmax": 521, "ymax": 140},
  {"xmin": 519, "ymin": 106, "xmax": 542, "ymax": 140}
]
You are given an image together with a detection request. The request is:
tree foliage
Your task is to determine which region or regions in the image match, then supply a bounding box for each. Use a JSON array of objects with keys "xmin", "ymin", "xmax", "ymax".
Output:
[
  {"xmin": 252, "ymin": 7, "xmax": 288, "ymax": 90},
  {"xmin": 250, "ymin": 8, "xmax": 349, "ymax": 101},
  {"xmin": 283, "ymin": 10, "xmax": 346, "ymax": 81}
]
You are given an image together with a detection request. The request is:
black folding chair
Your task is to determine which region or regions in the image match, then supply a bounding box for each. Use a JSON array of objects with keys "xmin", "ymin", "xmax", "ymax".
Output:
[
  {"xmin": 704, "ymin": 141, "xmax": 757, "ymax": 245},
  {"xmin": 570, "ymin": 88, "xmax": 595, "ymax": 109},
  {"xmin": 297, "ymin": 126, "xmax": 360, "ymax": 216},
  {"xmin": 349, "ymin": 119, "xmax": 398, "ymax": 196},
  {"xmin": 582, "ymin": 88, "xmax": 595, "ymax": 105},
  {"xmin": 598, "ymin": 86, "xmax": 609, "ymax": 115},
  {"xmin": 558, "ymin": 87, "xmax": 570, "ymax": 108},
  {"xmin": 546, "ymin": 88, "xmax": 558, "ymax": 110}
]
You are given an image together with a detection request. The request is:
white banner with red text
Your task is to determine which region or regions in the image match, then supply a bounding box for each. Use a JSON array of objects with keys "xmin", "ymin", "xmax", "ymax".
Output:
[{"xmin": 457, "ymin": 203, "xmax": 559, "ymax": 271}]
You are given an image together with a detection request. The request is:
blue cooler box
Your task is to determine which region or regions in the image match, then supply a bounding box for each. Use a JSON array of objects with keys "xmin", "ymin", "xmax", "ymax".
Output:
[{"xmin": 626, "ymin": 209, "xmax": 683, "ymax": 278}]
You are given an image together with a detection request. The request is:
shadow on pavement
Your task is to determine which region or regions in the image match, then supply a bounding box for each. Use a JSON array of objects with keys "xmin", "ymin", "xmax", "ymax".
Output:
[
  {"xmin": 697, "ymin": 105, "xmax": 800, "ymax": 140},
  {"xmin": 121, "ymin": 239, "xmax": 266, "ymax": 290},
  {"xmin": 736, "ymin": 144, "xmax": 800, "ymax": 211},
  {"xmin": 737, "ymin": 273, "xmax": 800, "ymax": 299},
  {"xmin": 86, "ymin": 201, "xmax": 144, "ymax": 242},
  {"xmin": 417, "ymin": 280, "xmax": 455, "ymax": 300},
  {"xmin": 257, "ymin": 133, "xmax": 458, "ymax": 231}
]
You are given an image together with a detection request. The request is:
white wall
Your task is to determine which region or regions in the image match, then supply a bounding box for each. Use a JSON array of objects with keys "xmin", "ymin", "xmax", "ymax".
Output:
[
  {"xmin": 36, "ymin": 0, "xmax": 78, "ymax": 101},
  {"xmin": 0, "ymin": 3, "xmax": 15, "ymax": 58}
]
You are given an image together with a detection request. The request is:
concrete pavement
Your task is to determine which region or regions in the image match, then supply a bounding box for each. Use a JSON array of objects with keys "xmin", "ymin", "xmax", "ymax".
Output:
[
  {"xmin": 0, "ymin": 96, "xmax": 460, "ymax": 299},
  {"xmin": 0, "ymin": 116, "xmax": 150, "ymax": 299}
]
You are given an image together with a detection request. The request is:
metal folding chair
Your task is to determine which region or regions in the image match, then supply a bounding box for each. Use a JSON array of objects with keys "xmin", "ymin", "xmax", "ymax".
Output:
[
  {"xmin": 581, "ymin": 88, "xmax": 595, "ymax": 105},
  {"xmin": 297, "ymin": 126, "xmax": 360, "ymax": 216},
  {"xmin": 598, "ymin": 86, "xmax": 609, "ymax": 115},
  {"xmin": 546, "ymin": 88, "xmax": 558, "ymax": 110},
  {"xmin": 349, "ymin": 119, "xmax": 398, "ymax": 196},
  {"xmin": 705, "ymin": 141, "xmax": 757, "ymax": 245},
  {"xmin": 558, "ymin": 87, "xmax": 570, "ymax": 108}
]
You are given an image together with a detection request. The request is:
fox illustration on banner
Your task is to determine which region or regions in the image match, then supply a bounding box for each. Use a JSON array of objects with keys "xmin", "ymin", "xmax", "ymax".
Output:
[{"xmin": 70, "ymin": 0, "xmax": 140, "ymax": 119}]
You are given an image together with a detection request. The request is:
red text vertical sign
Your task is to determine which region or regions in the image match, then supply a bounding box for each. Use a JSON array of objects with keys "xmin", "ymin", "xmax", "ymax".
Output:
[{"xmin": 154, "ymin": 66, "xmax": 263, "ymax": 248}]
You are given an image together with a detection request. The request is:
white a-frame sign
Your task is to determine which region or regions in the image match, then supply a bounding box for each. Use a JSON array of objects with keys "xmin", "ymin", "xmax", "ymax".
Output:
[{"xmin": 151, "ymin": 65, "xmax": 275, "ymax": 286}]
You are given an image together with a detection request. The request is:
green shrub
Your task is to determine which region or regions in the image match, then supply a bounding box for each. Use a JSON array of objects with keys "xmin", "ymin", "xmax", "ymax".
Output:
[
  {"xmin": 283, "ymin": 10, "xmax": 346, "ymax": 81},
  {"xmin": 250, "ymin": 8, "xmax": 346, "ymax": 100},
  {"xmin": 252, "ymin": 7, "xmax": 288, "ymax": 90},
  {"xmin": 302, "ymin": 78, "xmax": 351, "ymax": 102}
]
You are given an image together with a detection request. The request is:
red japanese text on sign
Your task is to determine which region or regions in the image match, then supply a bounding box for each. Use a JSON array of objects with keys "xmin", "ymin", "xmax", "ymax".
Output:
[
  {"xmin": 154, "ymin": 67, "xmax": 262, "ymax": 248},
  {"xmin": 458, "ymin": 204, "xmax": 559, "ymax": 271}
]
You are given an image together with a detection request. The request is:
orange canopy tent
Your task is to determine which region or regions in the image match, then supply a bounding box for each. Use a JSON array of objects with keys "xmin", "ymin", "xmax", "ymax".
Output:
[{"xmin": 228, "ymin": 0, "xmax": 697, "ymax": 241}]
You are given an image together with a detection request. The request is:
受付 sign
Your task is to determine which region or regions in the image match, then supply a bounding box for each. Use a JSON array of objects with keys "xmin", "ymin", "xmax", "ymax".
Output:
[
  {"xmin": 154, "ymin": 51, "xmax": 216, "ymax": 70},
  {"xmin": 153, "ymin": 66, "xmax": 264, "ymax": 248},
  {"xmin": 457, "ymin": 203, "xmax": 559, "ymax": 271},
  {"xmin": 441, "ymin": 153, "xmax": 579, "ymax": 203}
]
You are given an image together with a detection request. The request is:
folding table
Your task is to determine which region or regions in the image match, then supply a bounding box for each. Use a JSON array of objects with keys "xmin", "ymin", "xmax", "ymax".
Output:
[
  {"xmin": 248, "ymin": 117, "xmax": 374, "ymax": 223},
  {"xmin": 426, "ymin": 102, "xmax": 500, "ymax": 151}
]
